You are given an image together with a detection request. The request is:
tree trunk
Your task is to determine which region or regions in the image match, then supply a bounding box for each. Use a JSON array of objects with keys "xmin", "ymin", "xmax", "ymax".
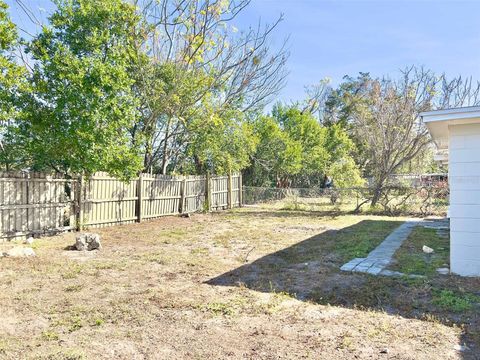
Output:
[
  {"xmin": 370, "ymin": 186, "xmax": 382, "ymax": 207},
  {"xmin": 370, "ymin": 176, "xmax": 386, "ymax": 207},
  {"xmin": 160, "ymin": 117, "xmax": 172, "ymax": 175},
  {"xmin": 143, "ymin": 144, "xmax": 153, "ymax": 173},
  {"xmin": 161, "ymin": 157, "xmax": 169, "ymax": 175}
]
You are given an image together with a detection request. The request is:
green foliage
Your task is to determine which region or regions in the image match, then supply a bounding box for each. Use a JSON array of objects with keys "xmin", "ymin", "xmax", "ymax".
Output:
[
  {"xmin": 248, "ymin": 114, "xmax": 302, "ymax": 186},
  {"xmin": 275, "ymin": 106, "xmax": 330, "ymax": 179},
  {"xmin": 203, "ymin": 302, "xmax": 235, "ymax": 316},
  {"xmin": 432, "ymin": 289, "xmax": 480, "ymax": 312},
  {"xmin": 248, "ymin": 103, "xmax": 363, "ymax": 188},
  {"xmin": 185, "ymin": 108, "xmax": 258, "ymax": 174},
  {"xmin": 136, "ymin": 61, "xmax": 257, "ymax": 175},
  {"xmin": 19, "ymin": 0, "xmax": 143, "ymax": 179},
  {"xmin": 396, "ymin": 145, "xmax": 446, "ymax": 175},
  {"xmin": 0, "ymin": 1, "xmax": 29, "ymax": 170},
  {"xmin": 0, "ymin": 0, "xmax": 23, "ymax": 122}
]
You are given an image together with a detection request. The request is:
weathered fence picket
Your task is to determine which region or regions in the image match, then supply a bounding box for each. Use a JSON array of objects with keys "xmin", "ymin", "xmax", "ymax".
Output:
[{"xmin": 0, "ymin": 172, "xmax": 242, "ymax": 241}]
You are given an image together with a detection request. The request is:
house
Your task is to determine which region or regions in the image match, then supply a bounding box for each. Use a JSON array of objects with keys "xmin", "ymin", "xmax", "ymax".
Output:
[{"xmin": 421, "ymin": 106, "xmax": 480, "ymax": 276}]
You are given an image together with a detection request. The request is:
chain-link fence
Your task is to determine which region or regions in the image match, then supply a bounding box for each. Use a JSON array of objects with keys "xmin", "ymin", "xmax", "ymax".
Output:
[{"xmin": 243, "ymin": 183, "xmax": 449, "ymax": 217}]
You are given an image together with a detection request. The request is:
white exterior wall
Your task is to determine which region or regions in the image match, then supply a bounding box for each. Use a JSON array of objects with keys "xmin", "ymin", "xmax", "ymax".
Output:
[{"xmin": 449, "ymin": 123, "xmax": 480, "ymax": 276}]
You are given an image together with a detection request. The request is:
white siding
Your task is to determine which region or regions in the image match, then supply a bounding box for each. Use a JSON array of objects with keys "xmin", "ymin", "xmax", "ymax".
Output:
[
  {"xmin": 449, "ymin": 123, "xmax": 480, "ymax": 276},
  {"xmin": 449, "ymin": 190, "xmax": 480, "ymax": 205}
]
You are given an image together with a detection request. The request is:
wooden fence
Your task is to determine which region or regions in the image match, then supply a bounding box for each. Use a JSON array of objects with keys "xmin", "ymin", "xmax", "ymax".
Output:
[{"xmin": 0, "ymin": 171, "xmax": 242, "ymax": 240}]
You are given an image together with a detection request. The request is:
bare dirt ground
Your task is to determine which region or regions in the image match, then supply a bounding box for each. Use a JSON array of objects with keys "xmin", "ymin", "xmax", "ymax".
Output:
[{"xmin": 1, "ymin": 204, "xmax": 479, "ymax": 359}]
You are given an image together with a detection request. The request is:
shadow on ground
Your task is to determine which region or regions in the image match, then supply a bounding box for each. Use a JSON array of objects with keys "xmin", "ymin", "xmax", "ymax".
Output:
[{"xmin": 207, "ymin": 219, "xmax": 480, "ymax": 359}]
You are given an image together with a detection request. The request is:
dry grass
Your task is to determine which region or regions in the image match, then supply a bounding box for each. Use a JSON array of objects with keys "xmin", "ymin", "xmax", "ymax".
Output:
[{"xmin": 0, "ymin": 203, "xmax": 478, "ymax": 359}]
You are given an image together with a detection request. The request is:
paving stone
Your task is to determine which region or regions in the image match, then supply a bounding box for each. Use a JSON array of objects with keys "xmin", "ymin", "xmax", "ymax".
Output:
[
  {"xmin": 408, "ymin": 274, "xmax": 426, "ymax": 279},
  {"xmin": 379, "ymin": 269, "xmax": 404, "ymax": 277},
  {"xmin": 436, "ymin": 267, "xmax": 450, "ymax": 275},
  {"xmin": 340, "ymin": 258, "xmax": 365, "ymax": 272},
  {"xmin": 366, "ymin": 266, "xmax": 384, "ymax": 275},
  {"xmin": 339, "ymin": 218, "xmax": 432, "ymax": 277},
  {"xmin": 353, "ymin": 264, "xmax": 373, "ymax": 272}
]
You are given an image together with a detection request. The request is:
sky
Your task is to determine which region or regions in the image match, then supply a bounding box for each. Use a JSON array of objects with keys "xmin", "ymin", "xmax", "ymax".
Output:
[{"xmin": 6, "ymin": 0, "xmax": 480, "ymax": 104}]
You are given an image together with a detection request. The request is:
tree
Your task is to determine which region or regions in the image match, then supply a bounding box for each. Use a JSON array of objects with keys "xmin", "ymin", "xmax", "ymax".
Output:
[
  {"xmin": 133, "ymin": 0, "xmax": 289, "ymax": 174},
  {"xmin": 247, "ymin": 103, "xmax": 363, "ymax": 188},
  {"xmin": 333, "ymin": 67, "xmax": 480, "ymax": 206},
  {"xmin": 246, "ymin": 114, "xmax": 302, "ymax": 187},
  {"xmin": 183, "ymin": 107, "xmax": 258, "ymax": 174},
  {"xmin": 18, "ymin": 0, "xmax": 143, "ymax": 179},
  {"xmin": 0, "ymin": 0, "xmax": 28, "ymax": 170},
  {"xmin": 274, "ymin": 105, "xmax": 330, "ymax": 187}
]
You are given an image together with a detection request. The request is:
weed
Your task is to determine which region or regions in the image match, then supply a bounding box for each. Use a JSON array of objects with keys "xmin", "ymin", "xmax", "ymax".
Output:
[
  {"xmin": 68, "ymin": 316, "xmax": 83, "ymax": 332},
  {"xmin": 432, "ymin": 289, "xmax": 480, "ymax": 312},
  {"xmin": 43, "ymin": 349, "xmax": 86, "ymax": 360},
  {"xmin": 204, "ymin": 302, "xmax": 234, "ymax": 316},
  {"xmin": 93, "ymin": 318, "xmax": 104, "ymax": 326},
  {"xmin": 280, "ymin": 197, "xmax": 306, "ymax": 211},
  {"xmin": 139, "ymin": 252, "xmax": 167, "ymax": 265},
  {"xmin": 62, "ymin": 264, "xmax": 84, "ymax": 280},
  {"xmin": 41, "ymin": 330, "xmax": 60, "ymax": 341},
  {"xmin": 190, "ymin": 247, "xmax": 209, "ymax": 255},
  {"xmin": 390, "ymin": 226, "xmax": 449, "ymax": 276},
  {"xmin": 64, "ymin": 284, "xmax": 83, "ymax": 293}
]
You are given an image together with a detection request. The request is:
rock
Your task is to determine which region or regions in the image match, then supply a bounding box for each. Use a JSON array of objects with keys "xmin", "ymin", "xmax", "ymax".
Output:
[
  {"xmin": 436, "ymin": 267, "xmax": 449, "ymax": 275},
  {"xmin": 75, "ymin": 233, "xmax": 101, "ymax": 251},
  {"xmin": 380, "ymin": 348, "xmax": 389, "ymax": 354},
  {"xmin": 24, "ymin": 237, "xmax": 34, "ymax": 245},
  {"xmin": 454, "ymin": 344, "xmax": 469, "ymax": 352},
  {"xmin": 4, "ymin": 247, "xmax": 36, "ymax": 257},
  {"xmin": 422, "ymin": 245, "xmax": 434, "ymax": 254}
]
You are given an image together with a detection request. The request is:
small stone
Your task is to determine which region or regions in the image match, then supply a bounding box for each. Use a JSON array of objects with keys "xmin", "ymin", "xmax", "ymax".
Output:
[
  {"xmin": 422, "ymin": 245, "xmax": 434, "ymax": 254},
  {"xmin": 436, "ymin": 267, "xmax": 449, "ymax": 275},
  {"xmin": 454, "ymin": 344, "xmax": 469, "ymax": 352},
  {"xmin": 379, "ymin": 269, "xmax": 404, "ymax": 277},
  {"xmin": 75, "ymin": 233, "xmax": 101, "ymax": 251},
  {"xmin": 4, "ymin": 247, "xmax": 36, "ymax": 257},
  {"xmin": 24, "ymin": 237, "xmax": 34, "ymax": 245},
  {"xmin": 380, "ymin": 348, "xmax": 389, "ymax": 354}
]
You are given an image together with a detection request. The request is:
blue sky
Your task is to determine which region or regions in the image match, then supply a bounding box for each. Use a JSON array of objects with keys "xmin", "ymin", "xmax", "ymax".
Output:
[{"xmin": 6, "ymin": 0, "xmax": 480, "ymax": 104}]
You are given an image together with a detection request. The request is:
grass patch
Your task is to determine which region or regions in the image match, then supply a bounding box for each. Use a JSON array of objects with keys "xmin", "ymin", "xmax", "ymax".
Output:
[
  {"xmin": 64, "ymin": 284, "xmax": 83, "ymax": 293},
  {"xmin": 333, "ymin": 220, "xmax": 403, "ymax": 262},
  {"xmin": 432, "ymin": 289, "xmax": 480, "ymax": 312},
  {"xmin": 93, "ymin": 318, "xmax": 105, "ymax": 326},
  {"xmin": 42, "ymin": 349, "xmax": 86, "ymax": 360},
  {"xmin": 203, "ymin": 302, "xmax": 235, "ymax": 316},
  {"xmin": 41, "ymin": 330, "xmax": 60, "ymax": 341},
  {"xmin": 61, "ymin": 264, "xmax": 85, "ymax": 280},
  {"xmin": 390, "ymin": 226, "xmax": 449, "ymax": 276}
]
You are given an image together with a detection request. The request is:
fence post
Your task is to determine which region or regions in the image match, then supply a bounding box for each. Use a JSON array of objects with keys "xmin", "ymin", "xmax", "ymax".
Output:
[
  {"xmin": 76, "ymin": 174, "xmax": 84, "ymax": 231},
  {"xmin": 227, "ymin": 172, "xmax": 233, "ymax": 209},
  {"xmin": 205, "ymin": 172, "xmax": 212, "ymax": 211},
  {"xmin": 137, "ymin": 173, "xmax": 143, "ymax": 222},
  {"xmin": 69, "ymin": 178, "xmax": 76, "ymax": 230},
  {"xmin": 238, "ymin": 172, "xmax": 243, "ymax": 207},
  {"xmin": 179, "ymin": 176, "xmax": 187, "ymax": 214}
]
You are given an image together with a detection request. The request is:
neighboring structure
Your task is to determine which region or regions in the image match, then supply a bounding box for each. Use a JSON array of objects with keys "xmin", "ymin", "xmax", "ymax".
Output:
[{"xmin": 421, "ymin": 106, "xmax": 480, "ymax": 276}]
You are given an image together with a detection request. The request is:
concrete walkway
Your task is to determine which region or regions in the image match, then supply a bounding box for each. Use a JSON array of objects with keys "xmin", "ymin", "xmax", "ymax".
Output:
[{"xmin": 340, "ymin": 219, "xmax": 423, "ymax": 276}]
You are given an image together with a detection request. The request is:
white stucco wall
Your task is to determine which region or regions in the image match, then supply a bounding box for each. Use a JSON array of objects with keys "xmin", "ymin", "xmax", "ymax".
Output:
[{"xmin": 449, "ymin": 123, "xmax": 480, "ymax": 276}]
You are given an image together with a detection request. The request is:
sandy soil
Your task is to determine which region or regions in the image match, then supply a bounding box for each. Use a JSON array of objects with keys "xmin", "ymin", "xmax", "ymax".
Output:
[{"xmin": 0, "ymin": 205, "xmax": 478, "ymax": 359}]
